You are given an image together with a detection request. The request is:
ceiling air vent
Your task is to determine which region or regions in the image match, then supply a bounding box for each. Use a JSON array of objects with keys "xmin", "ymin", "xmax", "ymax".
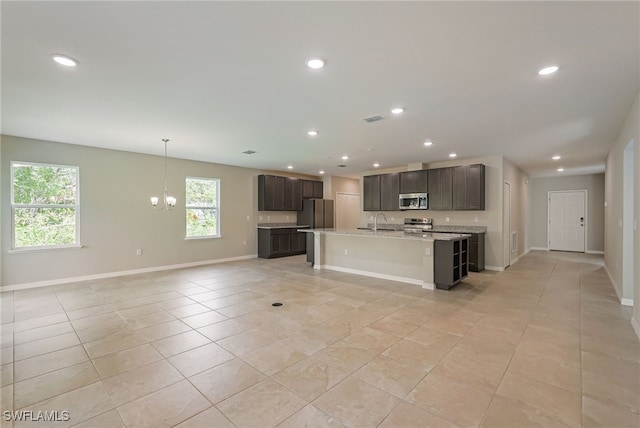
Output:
[
  {"xmin": 242, "ymin": 150, "xmax": 257, "ymax": 154},
  {"xmin": 337, "ymin": 164, "xmax": 347, "ymax": 168},
  {"xmin": 363, "ymin": 115, "xmax": 384, "ymax": 123}
]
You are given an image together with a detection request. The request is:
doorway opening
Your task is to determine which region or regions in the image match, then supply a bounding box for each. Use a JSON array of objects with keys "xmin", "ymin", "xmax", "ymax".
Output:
[
  {"xmin": 335, "ymin": 192, "xmax": 361, "ymax": 229},
  {"xmin": 622, "ymin": 139, "xmax": 635, "ymax": 306}
]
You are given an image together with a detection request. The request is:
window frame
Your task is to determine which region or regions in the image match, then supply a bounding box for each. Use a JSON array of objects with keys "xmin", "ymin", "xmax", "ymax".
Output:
[
  {"xmin": 185, "ymin": 176, "xmax": 221, "ymax": 239},
  {"xmin": 10, "ymin": 161, "xmax": 81, "ymax": 251}
]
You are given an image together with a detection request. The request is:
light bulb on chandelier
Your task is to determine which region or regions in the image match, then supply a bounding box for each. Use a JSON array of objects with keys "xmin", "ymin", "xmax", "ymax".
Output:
[{"xmin": 150, "ymin": 138, "xmax": 177, "ymax": 210}]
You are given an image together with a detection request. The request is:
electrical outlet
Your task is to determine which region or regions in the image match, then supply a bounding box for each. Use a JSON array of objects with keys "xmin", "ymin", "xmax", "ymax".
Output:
[
  {"xmin": 474, "ymin": 217, "xmax": 479, "ymax": 223},
  {"xmin": 390, "ymin": 216, "xmax": 395, "ymax": 221},
  {"xmin": 246, "ymin": 215, "xmax": 250, "ymax": 221},
  {"xmin": 286, "ymin": 216, "xmax": 289, "ymax": 221},
  {"xmin": 344, "ymin": 249, "xmax": 349, "ymax": 256},
  {"xmin": 445, "ymin": 217, "xmax": 450, "ymax": 222},
  {"xmin": 267, "ymin": 216, "xmax": 271, "ymax": 221},
  {"xmin": 243, "ymin": 240, "xmax": 247, "ymax": 246},
  {"xmin": 136, "ymin": 249, "xmax": 142, "ymax": 256},
  {"xmin": 259, "ymin": 216, "xmax": 263, "ymax": 221},
  {"xmin": 370, "ymin": 216, "xmax": 373, "ymax": 221},
  {"xmin": 425, "ymin": 247, "xmax": 431, "ymax": 255}
]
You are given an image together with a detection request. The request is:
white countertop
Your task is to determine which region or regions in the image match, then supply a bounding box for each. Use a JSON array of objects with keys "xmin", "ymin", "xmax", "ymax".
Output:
[{"xmin": 300, "ymin": 228, "xmax": 470, "ymax": 241}]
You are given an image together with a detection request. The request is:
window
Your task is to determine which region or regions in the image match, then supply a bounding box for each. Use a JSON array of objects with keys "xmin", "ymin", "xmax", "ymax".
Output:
[
  {"xmin": 11, "ymin": 162, "xmax": 80, "ymax": 250},
  {"xmin": 186, "ymin": 177, "xmax": 220, "ymax": 238}
]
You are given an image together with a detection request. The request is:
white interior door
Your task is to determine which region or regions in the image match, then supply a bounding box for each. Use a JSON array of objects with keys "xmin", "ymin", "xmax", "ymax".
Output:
[
  {"xmin": 335, "ymin": 192, "xmax": 360, "ymax": 229},
  {"xmin": 548, "ymin": 191, "xmax": 586, "ymax": 252},
  {"xmin": 503, "ymin": 182, "xmax": 511, "ymax": 268}
]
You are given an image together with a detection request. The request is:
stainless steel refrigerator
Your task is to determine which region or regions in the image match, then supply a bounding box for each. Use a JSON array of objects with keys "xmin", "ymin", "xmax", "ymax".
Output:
[{"xmin": 297, "ymin": 199, "xmax": 334, "ymax": 264}]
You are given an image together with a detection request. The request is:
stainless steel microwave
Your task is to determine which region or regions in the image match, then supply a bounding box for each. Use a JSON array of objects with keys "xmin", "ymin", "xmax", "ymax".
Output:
[{"xmin": 399, "ymin": 193, "xmax": 428, "ymax": 210}]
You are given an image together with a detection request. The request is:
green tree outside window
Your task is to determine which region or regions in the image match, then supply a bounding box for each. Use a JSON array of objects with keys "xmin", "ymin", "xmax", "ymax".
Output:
[{"xmin": 11, "ymin": 162, "xmax": 79, "ymax": 248}]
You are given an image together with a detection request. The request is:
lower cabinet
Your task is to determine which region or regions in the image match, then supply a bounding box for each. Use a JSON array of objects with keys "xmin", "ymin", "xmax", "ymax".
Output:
[
  {"xmin": 467, "ymin": 233, "xmax": 485, "ymax": 272},
  {"xmin": 258, "ymin": 228, "xmax": 306, "ymax": 258},
  {"xmin": 434, "ymin": 238, "xmax": 469, "ymax": 290}
]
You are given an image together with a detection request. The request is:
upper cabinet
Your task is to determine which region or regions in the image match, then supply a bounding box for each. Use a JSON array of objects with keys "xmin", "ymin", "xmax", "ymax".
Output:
[
  {"xmin": 428, "ymin": 168, "xmax": 453, "ymax": 210},
  {"xmin": 258, "ymin": 175, "xmax": 286, "ymax": 211},
  {"xmin": 380, "ymin": 173, "xmax": 400, "ymax": 211},
  {"xmin": 363, "ymin": 173, "xmax": 399, "ymax": 211},
  {"xmin": 363, "ymin": 175, "xmax": 381, "ymax": 211},
  {"xmin": 302, "ymin": 179, "xmax": 323, "ymax": 199},
  {"xmin": 258, "ymin": 175, "xmax": 322, "ymax": 211},
  {"xmin": 452, "ymin": 164, "xmax": 485, "ymax": 210},
  {"xmin": 285, "ymin": 178, "xmax": 302, "ymax": 211},
  {"xmin": 363, "ymin": 164, "xmax": 485, "ymax": 212},
  {"xmin": 399, "ymin": 170, "xmax": 428, "ymax": 194}
]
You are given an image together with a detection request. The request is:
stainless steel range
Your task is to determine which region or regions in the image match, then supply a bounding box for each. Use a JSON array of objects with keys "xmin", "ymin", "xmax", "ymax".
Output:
[{"xmin": 403, "ymin": 218, "xmax": 433, "ymax": 234}]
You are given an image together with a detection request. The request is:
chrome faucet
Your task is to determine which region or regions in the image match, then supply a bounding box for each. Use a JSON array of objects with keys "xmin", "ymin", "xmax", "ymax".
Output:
[{"xmin": 373, "ymin": 212, "xmax": 388, "ymax": 232}]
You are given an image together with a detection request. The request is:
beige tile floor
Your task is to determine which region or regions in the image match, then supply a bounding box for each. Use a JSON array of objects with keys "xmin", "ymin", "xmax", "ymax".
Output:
[{"xmin": 0, "ymin": 250, "xmax": 639, "ymax": 427}]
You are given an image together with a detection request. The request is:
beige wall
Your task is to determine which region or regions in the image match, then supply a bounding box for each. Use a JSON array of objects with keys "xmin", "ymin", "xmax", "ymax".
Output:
[
  {"xmin": 0, "ymin": 135, "xmax": 299, "ymax": 287},
  {"xmin": 528, "ymin": 174, "xmax": 605, "ymax": 252},
  {"xmin": 604, "ymin": 92, "xmax": 639, "ymax": 331},
  {"xmin": 326, "ymin": 176, "xmax": 360, "ymax": 201}
]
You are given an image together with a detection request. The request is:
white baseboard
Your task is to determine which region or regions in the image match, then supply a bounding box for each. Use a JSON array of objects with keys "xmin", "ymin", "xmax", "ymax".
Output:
[
  {"xmin": 621, "ymin": 298, "xmax": 634, "ymax": 307},
  {"xmin": 0, "ymin": 254, "xmax": 258, "ymax": 292},
  {"xmin": 509, "ymin": 249, "xmax": 530, "ymax": 265},
  {"xmin": 632, "ymin": 317, "xmax": 640, "ymax": 341},
  {"xmin": 586, "ymin": 250, "xmax": 605, "ymax": 255},
  {"xmin": 485, "ymin": 266, "xmax": 505, "ymax": 272},
  {"xmin": 604, "ymin": 263, "xmax": 623, "ymax": 303},
  {"xmin": 318, "ymin": 264, "xmax": 432, "ymax": 289},
  {"xmin": 529, "ymin": 247, "xmax": 549, "ymax": 251}
]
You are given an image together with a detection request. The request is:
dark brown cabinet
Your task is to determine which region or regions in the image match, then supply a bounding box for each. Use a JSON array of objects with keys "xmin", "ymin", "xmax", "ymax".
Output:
[
  {"xmin": 427, "ymin": 168, "xmax": 453, "ymax": 211},
  {"xmin": 467, "ymin": 232, "xmax": 485, "ymax": 272},
  {"xmin": 363, "ymin": 173, "xmax": 399, "ymax": 211},
  {"xmin": 453, "ymin": 164, "xmax": 485, "ymax": 210},
  {"xmin": 434, "ymin": 237, "xmax": 469, "ymax": 290},
  {"xmin": 258, "ymin": 228, "xmax": 307, "ymax": 258},
  {"xmin": 259, "ymin": 174, "xmax": 314, "ymax": 211},
  {"xmin": 380, "ymin": 173, "xmax": 400, "ymax": 211},
  {"xmin": 362, "ymin": 164, "xmax": 484, "ymax": 212},
  {"xmin": 258, "ymin": 175, "xmax": 286, "ymax": 211},
  {"xmin": 285, "ymin": 178, "xmax": 302, "ymax": 211},
  {"xmin": 302, "ymin": 180, "xmax": 323, "ymax": 199},
  {"xmin": 399, "ymin": 170, "xmax": 428, "ymax": 194},
  {"xmin": 363, "ymin": 175, "xmax": 381, "ymax": 211}
]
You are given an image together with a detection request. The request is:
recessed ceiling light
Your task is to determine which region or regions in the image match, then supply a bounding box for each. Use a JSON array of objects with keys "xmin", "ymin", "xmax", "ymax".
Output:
[
  {"xmin": 552, "ymin": 155, "xmax": 561, "ymax": 160},
  {"xmin": 306, "ymin": 58, "xmax": 325, "ymax": 69},
  {"xmin": 319, "ymin": 170, "xmax": 325, "ymax": 175},
  {"xmin": 52, "ymin": 54, "xmax": 78, "ymax": 67},
  {"xmin": 538, "ymin": 65, "xmax": 559, "ymax": 75},
  {"xmin": 373, "ymin": 163, "xmax": 380, "ymax": 168},
  {"xmin": 341, "ymin": 155, "xmax": 349, "ymax": 160},
  {"xmin": 287, "ymin": 165, "xmax": 293, "ymax": 169},
  {"xmin": 557, "ymin": 167, "xmax": 565, "ymax": 172},
  {"xmin": 449, "ymin": 153, "xmax": 457, "ymax": 158},
  {"xmin": 391, "ymin": 107, "xmax": 404, "ymax": 114},
  {"xmin": 424, "ymin": 140, "xmax": 433, "ymax": 146},
  {"xmin": 307, "ymin": 130, "xmax": 319, "ymax": 137}
]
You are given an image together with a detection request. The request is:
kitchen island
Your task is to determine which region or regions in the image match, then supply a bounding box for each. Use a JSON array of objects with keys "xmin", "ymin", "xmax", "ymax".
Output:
[{"xmin": 300, "ymin": 228, "xmax": 469, "ymax": 290}]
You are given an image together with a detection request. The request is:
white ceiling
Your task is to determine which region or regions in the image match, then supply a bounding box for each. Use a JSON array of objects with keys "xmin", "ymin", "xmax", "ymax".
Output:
[{"xmin": 2, "ymin": 1, "xmax": 638, "ymax": 178}]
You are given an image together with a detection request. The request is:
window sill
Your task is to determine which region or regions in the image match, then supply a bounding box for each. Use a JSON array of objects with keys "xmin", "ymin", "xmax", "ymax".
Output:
[
  {"xmin": 9, "ymin": 245, "xmax": 84, "ymax": 254},
  {"xmin": 185, "ymin": 236, "xmax": 222, "ymax": 241}
]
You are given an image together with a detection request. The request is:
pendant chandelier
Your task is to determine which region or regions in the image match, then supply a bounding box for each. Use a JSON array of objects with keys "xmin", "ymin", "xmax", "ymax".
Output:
[{"xmin": 150, "ymin": 138, "xmax": 176, "ymax": 210}]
